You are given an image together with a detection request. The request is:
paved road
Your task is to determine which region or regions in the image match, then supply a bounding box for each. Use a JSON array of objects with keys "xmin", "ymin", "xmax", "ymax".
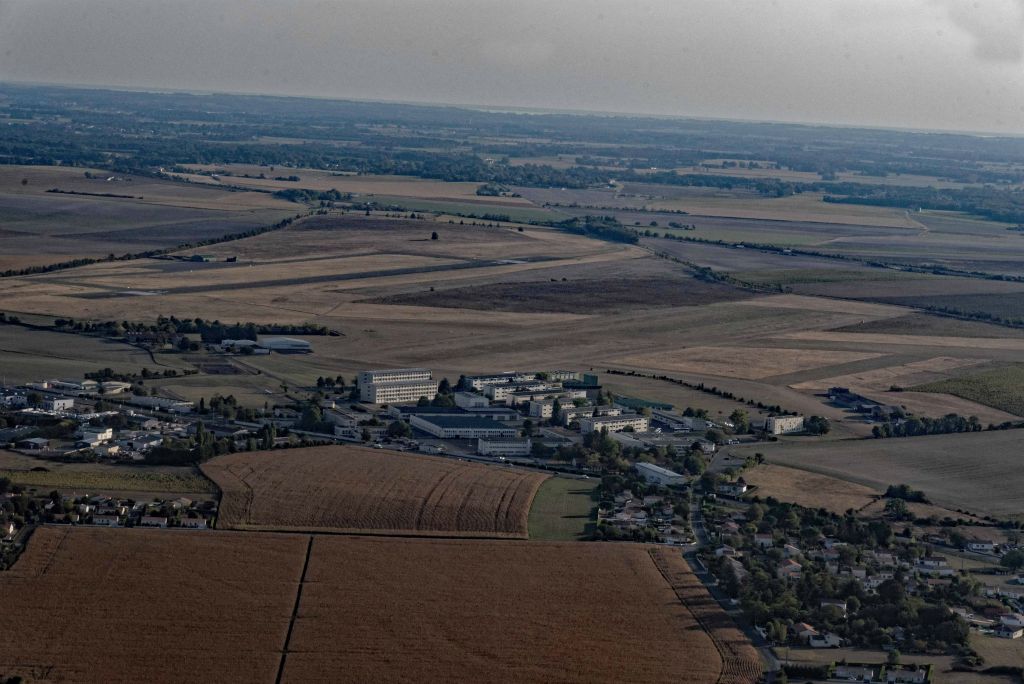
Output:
[{"xmin": 684, "ymin": 495, "xmax": 780, "ymax": 680}]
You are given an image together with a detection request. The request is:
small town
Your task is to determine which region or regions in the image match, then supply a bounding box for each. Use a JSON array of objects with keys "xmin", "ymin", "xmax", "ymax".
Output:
[{"xmin": 4, "ymin": 365, "xmax": 1023, "ymax": 683}]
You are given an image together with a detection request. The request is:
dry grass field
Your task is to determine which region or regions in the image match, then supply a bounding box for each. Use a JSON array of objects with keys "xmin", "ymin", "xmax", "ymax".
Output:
[
  {"xmin": 202, "ymin": 445, "xmax": 549, "ymax": 537},
  {"xmin": 739, "ymin": 463, "xmax": 880, "ymax": 513},
  {"xmin": 285, "ymin": 536, "xmax": 758, "ymax": 684},
  {"xmin": 614, "ymin": 345, "xmax": 883, "ymax": 380},
  {"xmin": 737, "ymin": 431, "xmax": 1024, "ymax": 520},
  {"xmin": 0, "ymin": 526, "xmax": 306, "ymax": 683}
]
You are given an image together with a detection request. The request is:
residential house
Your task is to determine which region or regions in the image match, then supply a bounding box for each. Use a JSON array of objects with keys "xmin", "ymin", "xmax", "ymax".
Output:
[
  {"xmin": 90, "ymin": 514, "xmax": 120, "ymax": 527},
  {"xmin": 792, "ymin": 623, "xmax": 818, "ymax": 642},
  {"xmin": 139, "ymin": 516, "xmax": 168, "ymax": 528},
  {"xmin": 777, "ymin": 559, "xmax": 802, "ymax": 580},
  {"xmin": 782, "ymin": 543, "xmax": 801, "ymax": 559},
  {"xmin": 180, "ymin": 517, "xmax": 208, "ymax": 529},
  {"xmin": 754, "ymin": 533, "xmax": 774, "ymax": 548},
  {"xmin": 717, "ymin": 479, "xmax": 749, "ymax": 498},
  {"xmin": 886, "ymin": 666, "xmax": 930, "ymax": 684},
  {"xmin": 996, "ymin": 626, "xmax": 1024, "ymax": 639},
  {"xmin": 809, "ymin": 632, "xmax": 843, "ymax": 648},
  {"xmin": 966, "ymin": 539, "xmax": 997, "ymax": 554},
  {"xmin": 999, "ymin": 613, "xmax": 1024, "ymax": 629}
]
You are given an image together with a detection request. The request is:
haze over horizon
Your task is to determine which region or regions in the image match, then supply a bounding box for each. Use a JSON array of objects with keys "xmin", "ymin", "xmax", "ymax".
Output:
[{"xmin": 2, "ymin": 0, "xmax": 1024, "ymax": 135}]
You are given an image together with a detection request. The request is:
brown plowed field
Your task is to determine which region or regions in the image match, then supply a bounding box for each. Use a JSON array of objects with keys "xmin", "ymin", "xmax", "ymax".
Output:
[
  {"xmin": 202, "ymin": 445, "xmax": 548, "ymax": 537},
  {"xmin": 283, "ymin": 536, "xmax": 749, "ymax": 684},
  {"xmin": 0, "ymin": 526, "xmax": 306, "ymax": 683}
]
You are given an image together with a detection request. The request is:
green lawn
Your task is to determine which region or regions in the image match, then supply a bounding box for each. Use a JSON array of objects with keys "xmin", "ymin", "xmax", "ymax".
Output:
[{"xmin": 528, "ymin": 476, "xmax": 597, "ymax": 540}]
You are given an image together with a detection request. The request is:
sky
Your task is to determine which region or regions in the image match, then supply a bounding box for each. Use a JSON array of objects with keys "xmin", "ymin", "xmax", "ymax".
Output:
[{"xmin": 1, "ymin": 0, "xmax": 1023, "ymax": 134}]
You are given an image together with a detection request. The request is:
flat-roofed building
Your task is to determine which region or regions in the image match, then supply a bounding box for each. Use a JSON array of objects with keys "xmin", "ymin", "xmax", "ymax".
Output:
[
  {"xmin": 579, "ymin": 414, "xmax": 649, "ymax": 435},
  {"xmin": 360, "ymin": 379, "xmax": 438, "ymax": 405},
  {"xmin": 410, "ymin": 415, "xmax": 518, "ymax": 440},
  {"xmin": 465, "ymin": 372, "xmax": 537, "ymax": 391},
  {"xmin": 358, "ymin": 368, "xmax": 432, "ymax": 386},
  {"xmin": 486, "ymin": 383, "xmax": 558, "ymax": 401},
  {"xmin": 454, "ymin": 391, "xmax": 490, "ymax": 409},
  {"xmin": 635, "ymin": 462, "xmax": 685, "ymax": 486},
  {"xmin": 560, "ymin": 404, "xmax": 622, "ymax": 426},
  {"xmin": 766, "ymin": 415, "xmax": 805, "ymax": 435},
  {"xmin": 477, "ymin": 438, "xmax": 532, "ymax": 457}
]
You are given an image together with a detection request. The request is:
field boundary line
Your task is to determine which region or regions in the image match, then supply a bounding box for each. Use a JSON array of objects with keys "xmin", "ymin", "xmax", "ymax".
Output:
[
  {"xmin": 649, "ymin": 548, "xmax": 762, "ymax": 684},
  {"xmin": 276, "ymin": 534, "xmax": 314, "ymax": 684}
]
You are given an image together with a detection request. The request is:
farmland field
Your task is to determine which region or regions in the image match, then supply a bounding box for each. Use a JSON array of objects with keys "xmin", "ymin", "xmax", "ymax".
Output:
[
  {"xmin": 831, "ymin": 313, "xmax": 1024, "ymax": 339},
  {"xmin": 0, "ymin": 466, "xmax": 215, "ymax": 496},
  {"xmin": 911, "ymin": 364, "xmax": 1024, "ymax": 416},
  {"xmin": 614, "ymin": 345, "xmax": 884, "ymax": 380},
  {"xmin": 285, "ymin": 536, "xmax": 759, "ymax": 683},
  {"xmin": 371, "ymin": 275, "xmax": 752, "ymax": 313},
  {"xmin": 0, "ymin": 165, "xmax": 295, "ymax": 271},
  {"xmin": 738, "ymin": 463, "xmax": 881, "ymax": 514},
  {"xmin": 736, "ymin": 431, "xmax": 1024, "ymax": 520},
  {"xmin": 527, "ymin": 476, "xmax": 597, "ymax": 540},
  {"xmin": 202, "ymin": 445, "xmax": 549, "ymax": 537},
  {"xmin": 0, "ymin": 526, "xmax": 306, "ymax": 683},
  {"xmin": 0, "ymin": 325, "xmax": 191, "ymax": 385},
  {"xmin": 1, "ymin": 528, "xmax": 758, "ymax": 683}
]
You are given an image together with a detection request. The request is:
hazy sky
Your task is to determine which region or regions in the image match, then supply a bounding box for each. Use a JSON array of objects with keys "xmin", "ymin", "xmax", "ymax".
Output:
[{"xmin": 1, "ymin": 0, "xmax": 1023, "ymax": 134}]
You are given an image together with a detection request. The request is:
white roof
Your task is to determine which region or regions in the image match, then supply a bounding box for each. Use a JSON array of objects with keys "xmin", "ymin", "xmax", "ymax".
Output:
[{"xmin": 635, "ymin": 462, "xmax": 682, "ymax": 478}]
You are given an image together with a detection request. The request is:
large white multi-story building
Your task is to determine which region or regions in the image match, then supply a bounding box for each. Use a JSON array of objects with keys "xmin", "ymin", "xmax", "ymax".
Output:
[
  {"xmin": 358, "ymin": 368, "xmax": 432, "ymax": 386},
  {"xmin": 360, "ymin": 379, "xmax": 438, "ymax": 405},
  {"xmin": 358, "ymin": 368, "xmax": 437, "ymax": 404},
  {"xmin": 766, "ymin": 415, "xmax": 805, "ymax": 435},
  {"xmin": 579, "ymin": 414, "xmax": 649, "ymax": 435}
]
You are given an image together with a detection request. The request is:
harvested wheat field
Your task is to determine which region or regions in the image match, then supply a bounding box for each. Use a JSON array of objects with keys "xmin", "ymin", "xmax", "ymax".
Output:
[
  {"xmin": 0, "ymin": 526, "xmax": 306, "ymax": 684},
  {"xmin": 741, "ymin": 463, "xmax": 881, "ymax": 514},
  {"xmin": 616, "ymin": 345, "xmax": 882, "ymax": 380},
  {"xmin": 282, "ymin": 536, "xmax": 759, "ymax": 684},
  {"xmin": 202, "ymin": 445, "xmax": 548, "ymax": 537},
  {"xmin": 737, "ymin": 431, "xmax": 1024, "ymax": 520}
]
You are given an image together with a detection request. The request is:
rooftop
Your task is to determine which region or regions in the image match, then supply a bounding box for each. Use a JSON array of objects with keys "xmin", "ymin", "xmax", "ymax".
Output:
[
  {"xmin": 635, "ymin": 462, "xmax": 683, "ymax": 478},
  {"xmin": 415, "ymin": 416, "xmax": 510, "ymax": 430}
]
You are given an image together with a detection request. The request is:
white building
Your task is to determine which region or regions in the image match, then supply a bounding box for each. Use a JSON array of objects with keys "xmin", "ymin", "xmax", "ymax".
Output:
[
  {"xmin": 409, "ymin": 415, "xmax": 518, "ymax": 440},
  {"xmin": 259, "ymin": 337, "xmax": 311, "ymax": 353},
  {"xmin": 579, "ymin": 414, "xmax": 649, "ymax": 435},
  {"xmin": 465, "ymin": 372, "xmax": 538, "ymax": 391},
  {"xmin": 360, "ymin": 379, "xmax": 439, "ymax": 404},
  {"xmin": 180, "ymin": 517, "xmax": 209, "ymax": 529},
  {"xmin": 139, "ymin": 516, "xmax": 168, "ymax": 528},
  {"xmin": 485, "ymin": 383, "xmax": 557, "ymax": 402},
  {"xmin": 454, "ymin": 392, "xmax": 490, "ymax": 409},
  {"xmin": 477, "ymin": 438, "xmax": 532, "ymax": 457},
  {"xmin": 90, "ymin": 514, "xmax": 120, "ymax": 527},
  {"xmin": 79, "ymin": 427, "xmax": 114, "ymax": 447},
  {"xmin": 41, "ymin": 397, "xmax": 75, "ymax": 412},
  {"xmin": 634, "ymin": 462, "xmax": 685, "ymax": 486},
  {"xmin": 358, "ymin": 368, "xmax": 432, "ymax": 385},
  {"xmin": 766, "ymin": 415, "xmax": 805, "ymax": 435}
]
